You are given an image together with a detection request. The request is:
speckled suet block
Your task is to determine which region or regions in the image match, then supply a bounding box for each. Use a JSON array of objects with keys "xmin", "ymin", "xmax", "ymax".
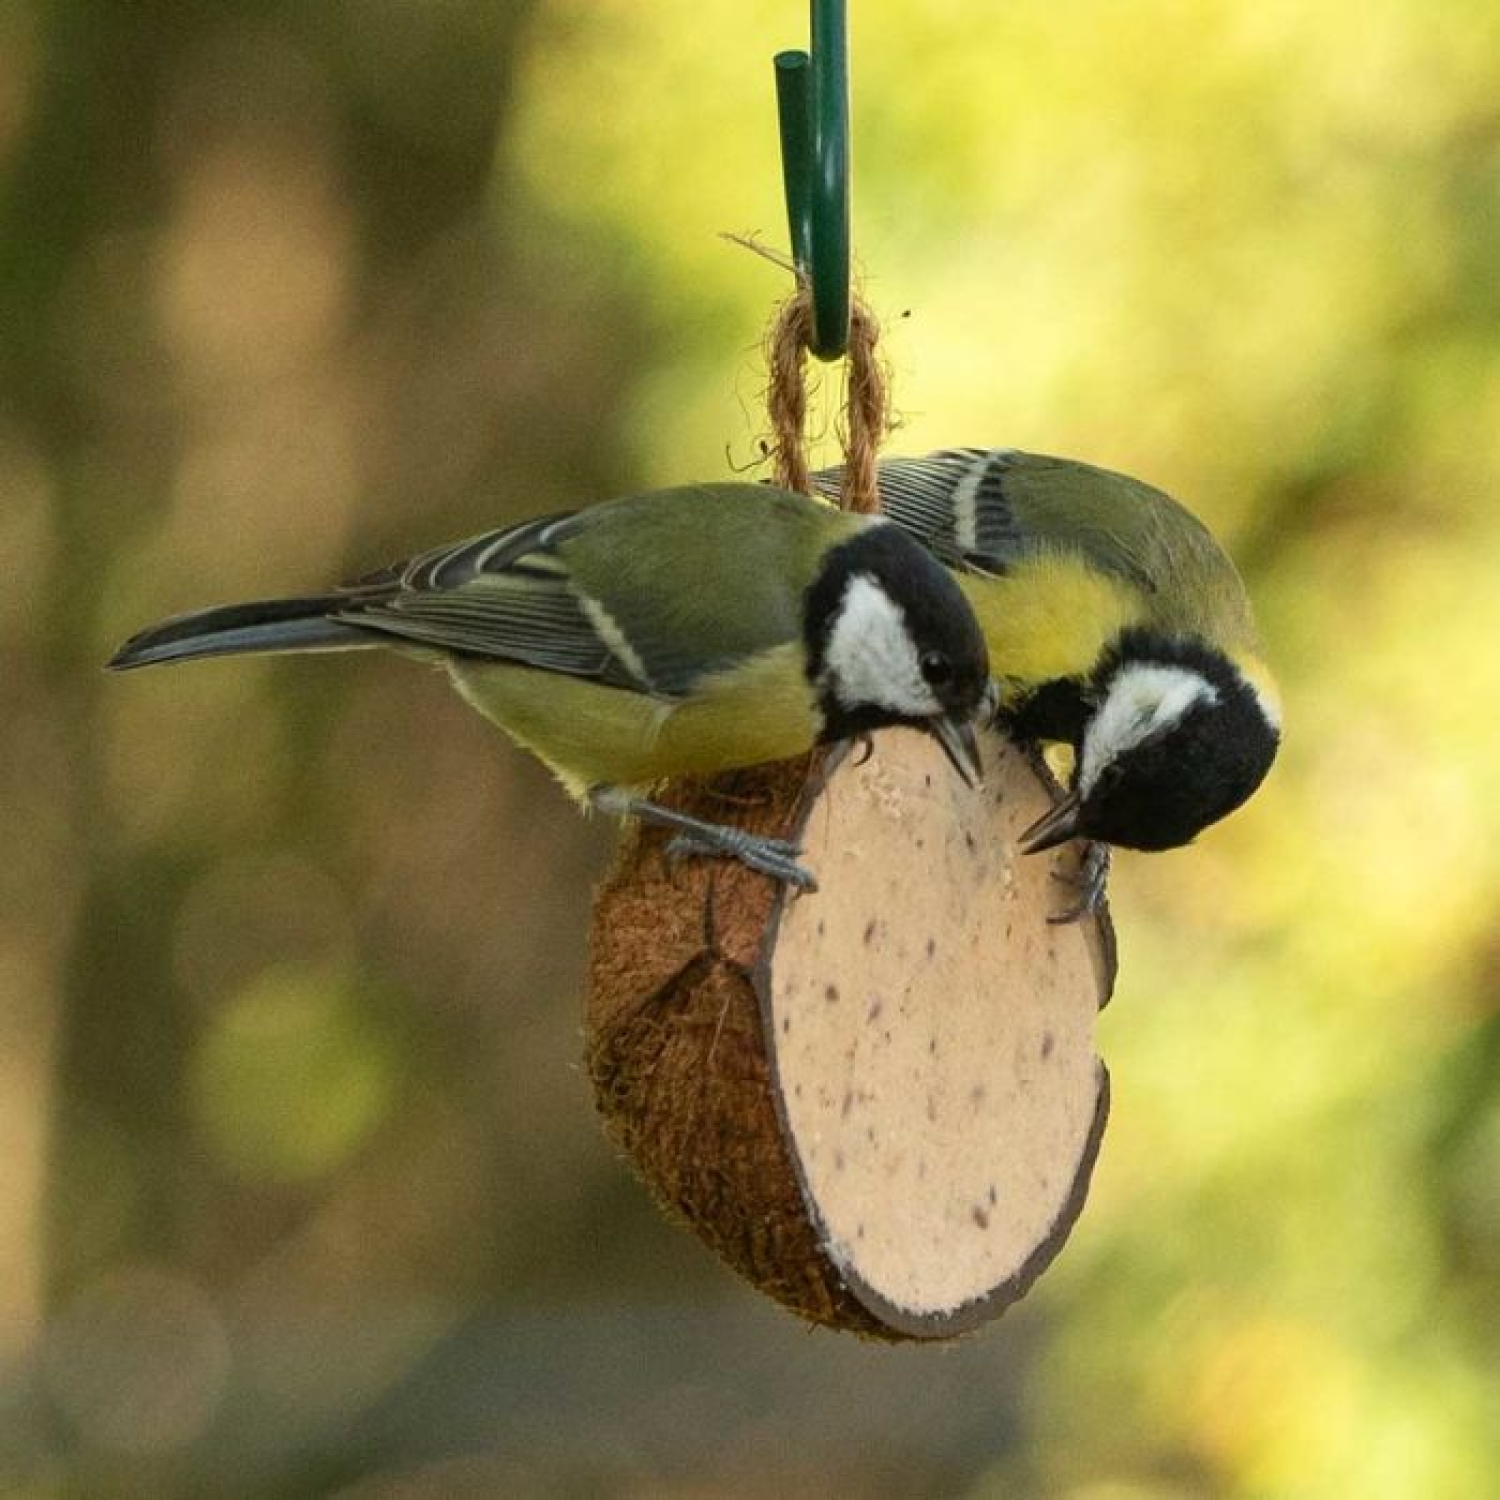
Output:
[{"xmin": 586, "ymin": 729, "xmax": 1115, "ymax": 1340}]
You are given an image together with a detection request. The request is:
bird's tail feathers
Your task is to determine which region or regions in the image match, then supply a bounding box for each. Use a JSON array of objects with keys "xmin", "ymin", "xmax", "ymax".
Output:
[{"xmin": 108, "ymin": 596, "xmax": 374, "ymax": 670}]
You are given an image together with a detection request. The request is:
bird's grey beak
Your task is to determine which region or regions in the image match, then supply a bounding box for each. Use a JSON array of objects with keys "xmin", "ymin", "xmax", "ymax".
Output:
[
  {"xmin": 929, "ymin": 714, "xmax": 984, "ymax": 789},
  {"xmin": 1019, "ymin": 788, "xmax": 1084, "ymax": 853}
]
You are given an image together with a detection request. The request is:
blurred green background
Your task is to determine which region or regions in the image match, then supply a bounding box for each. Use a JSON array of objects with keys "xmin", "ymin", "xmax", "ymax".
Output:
[{"xmin": 2, "ymin": 1, "xmax": 1498, "ymax": 1495}]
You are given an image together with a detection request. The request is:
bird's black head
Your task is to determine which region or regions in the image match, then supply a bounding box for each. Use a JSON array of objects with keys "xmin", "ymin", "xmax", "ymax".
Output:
[
  {"xmin": 803, "ymin": 521, "xmax": 991, "ymax": 782},
  {"xmin": 1022, "ymin": 630, "xmax": 1280, "ymax": 854}
]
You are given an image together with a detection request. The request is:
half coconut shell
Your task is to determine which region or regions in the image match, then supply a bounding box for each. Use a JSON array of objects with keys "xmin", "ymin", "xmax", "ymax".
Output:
[{"xmin": 586, "ymin": 728, "xmax": 1115, "ymax": 1340}]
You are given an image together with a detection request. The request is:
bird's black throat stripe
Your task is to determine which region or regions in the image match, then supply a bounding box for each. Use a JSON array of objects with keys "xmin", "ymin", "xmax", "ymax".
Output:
[{"xmin": 1001, "ymin": 677, "xmax": 1094, "ymax": 748}]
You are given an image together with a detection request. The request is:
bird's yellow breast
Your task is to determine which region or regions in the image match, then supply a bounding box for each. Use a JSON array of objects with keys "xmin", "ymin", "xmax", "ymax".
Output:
[
  {"xmin": 958, "ymin": 551, "xmax": 1144, "ymax": 693},
  {"xmin": 448, "ymin": 645, "xmax": 822, "ymax": 800}
]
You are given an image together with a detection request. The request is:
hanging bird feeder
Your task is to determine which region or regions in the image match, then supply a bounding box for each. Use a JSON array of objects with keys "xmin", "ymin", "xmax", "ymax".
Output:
[{"xmin": 585, "ymin": 0, "xmax": 1115, "ymax": 1340}]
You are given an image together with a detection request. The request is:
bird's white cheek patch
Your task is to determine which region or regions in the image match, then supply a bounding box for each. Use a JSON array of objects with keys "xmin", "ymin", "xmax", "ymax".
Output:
[
  {"xmin": 823, "ymin": 574, "xmax": 938, "ymax": 718},
  {"xmin": 1080, "ymin": 663, "xmax": 1216, "ymax": 795}
]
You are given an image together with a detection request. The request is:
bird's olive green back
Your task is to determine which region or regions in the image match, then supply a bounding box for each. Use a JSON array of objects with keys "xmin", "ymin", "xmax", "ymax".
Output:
[
  {"xmin": 555, "ymin": 483, "xmax": 864, "ymax": 693},
  {"xmin": 983, "ymin": 453, "xmax": 1261, "ymax": 650},
  {"xmin": 815, "ymin": 450, "xmax": 1263, "ymax": 669},
  {"xmin": 344, "ymin": 483, "xmax": 865, "ymax": 699}
]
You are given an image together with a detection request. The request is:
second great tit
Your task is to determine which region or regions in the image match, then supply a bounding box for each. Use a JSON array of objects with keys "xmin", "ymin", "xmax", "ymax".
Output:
[
  {"xmin": 814, "ymin": 448, "xmax": 1281, "ymax": 864},
  {"xmin": 109, "ymin": 483, "xmax": 990, "ymax": 888}
]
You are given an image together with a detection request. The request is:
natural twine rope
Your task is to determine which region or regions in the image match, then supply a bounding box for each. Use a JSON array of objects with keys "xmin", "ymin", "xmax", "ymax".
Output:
[{"xmin": 764, "ymin": 283, "xmax": 887, "ymax": 513}]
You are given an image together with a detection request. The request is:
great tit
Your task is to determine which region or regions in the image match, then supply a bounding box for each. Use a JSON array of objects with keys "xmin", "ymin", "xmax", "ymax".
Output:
[
  {"xmin": 109, "ymin": 483, "xmax": 990, "ymax": 888},
  {"xmin": 813, "ymin": 448, "xmax": 1280, "ymax": 864}
]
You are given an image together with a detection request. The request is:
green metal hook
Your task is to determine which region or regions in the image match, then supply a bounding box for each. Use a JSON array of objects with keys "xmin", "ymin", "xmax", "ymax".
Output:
[{"xmin": 774, "ymin": 0, "xmax": 850, "ymax": 360}]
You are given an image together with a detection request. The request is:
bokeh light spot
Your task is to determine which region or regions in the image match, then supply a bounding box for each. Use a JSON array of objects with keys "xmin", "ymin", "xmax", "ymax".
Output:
[
  {"xmin": 41, "ymin": 1266, "xmax": 230, "ymax": 1455},
  {"xmin": 190, "ymin": 964, "xmax": 398, "ymax": 1182}
]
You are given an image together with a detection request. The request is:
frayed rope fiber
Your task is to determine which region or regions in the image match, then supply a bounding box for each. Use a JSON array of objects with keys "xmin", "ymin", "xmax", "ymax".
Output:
[{"xmin": 764, "ymin": 285, "xmax": 888, "ymax": 513}]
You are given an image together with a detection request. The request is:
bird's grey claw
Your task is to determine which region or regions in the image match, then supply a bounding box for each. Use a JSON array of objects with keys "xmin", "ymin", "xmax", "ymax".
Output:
[
  {"xmin": 664, "ymin": 831, "xmax": 803, "ymax": 861},
  {"xmin": 1048, "ymin": 840, "xmax": 1111, "ymax": 924},
  {"xmin": 664, "ymin": 832, "xmax": 816, "ymax": 891}
]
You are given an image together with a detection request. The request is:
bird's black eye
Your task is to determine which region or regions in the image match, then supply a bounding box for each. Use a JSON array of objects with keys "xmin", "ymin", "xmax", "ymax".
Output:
[{"xmin": 920, "ymin": 651, "xmax": 953, "ymax": 686}]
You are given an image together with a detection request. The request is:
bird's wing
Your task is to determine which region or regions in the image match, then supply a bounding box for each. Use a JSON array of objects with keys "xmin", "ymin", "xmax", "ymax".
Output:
[
  {"xmin": 338, "ymin": 485, "xmax": 844, "ymax": 697},
  {"xmin": 813, "ymin": 448, "xmax": 1025, "ymax": 571},
  {"xmin": 542, "ymin": 485, "xmax": 848, "ymax": 696},
  {"xmin": 334, "ymin": 510, "xmax": 641, "ymax": 688},
  {"xmin": 818, "ymin": 447, "xmax": 1155, "ymax": 579},
  {"xmin": 816, "ymin": 448, "xmax": 1254, "ymax": 644},
  {"xmin": 814, "ymin": 449, "xmax": 963, "ymax": 566}
]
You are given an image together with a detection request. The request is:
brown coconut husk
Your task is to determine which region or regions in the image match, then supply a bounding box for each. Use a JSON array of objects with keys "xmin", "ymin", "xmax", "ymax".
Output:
[{"xmin": 586, "ymin": 728, "xmax": 1115, "ymax": 1340}]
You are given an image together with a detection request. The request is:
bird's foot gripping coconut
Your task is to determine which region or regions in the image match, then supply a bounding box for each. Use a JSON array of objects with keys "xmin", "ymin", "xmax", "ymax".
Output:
[
  {"xmin": 1046, "ymin": 839, "xmax": 1113, "ymax": 925},
  {"xmin": 585, "ymin": 728, "xmax": 1117, "ymax": 1340}
]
